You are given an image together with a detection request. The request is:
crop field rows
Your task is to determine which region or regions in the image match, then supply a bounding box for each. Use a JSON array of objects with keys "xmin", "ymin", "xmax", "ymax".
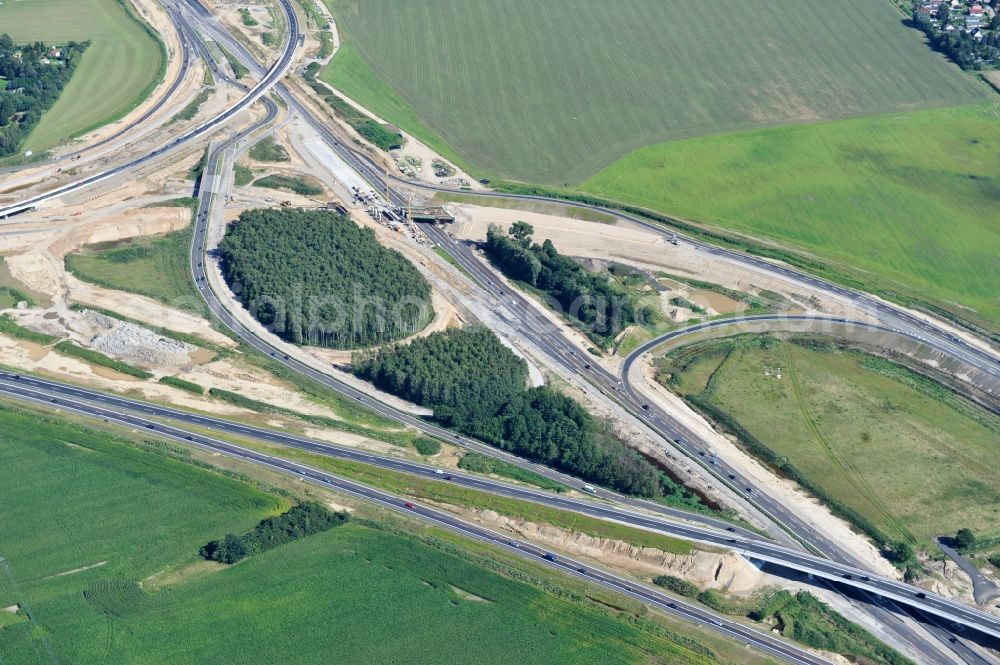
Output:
[
  {"xmin": 0, "ymin": 0, "xmax": 164, "ymax": 154},
  {"xmin": 323, "ymin": 0, "xmax": 987, "ymax": 184}
]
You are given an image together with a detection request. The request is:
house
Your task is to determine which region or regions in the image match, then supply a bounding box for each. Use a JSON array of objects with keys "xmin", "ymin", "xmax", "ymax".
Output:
[{"xmin": 47, "ymin": 46, "xmax": 61, "ymax": 59}]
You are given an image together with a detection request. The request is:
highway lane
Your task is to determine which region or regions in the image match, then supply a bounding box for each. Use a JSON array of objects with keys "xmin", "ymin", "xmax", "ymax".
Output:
[
  {"xmin": 185, "ymin": 120, "xmax": 772, "ymax": 539},
  {"xmin": 1, "ymin": 372, "xmax": 998, "ymax": 643},
  {"xmin": 175, "ymin": 15, "xmax": 1000, "ymax": 654},
  {"xmin": 0, "ymin": 2, "xmax": 196, "ymax": 178},
  {"xmin": 0, "ymin": 0, "xmax": 991, "ymax": 655},
  {"xmin": 0, "ymin": 382, "xmax": 830, "ymax": 665},
  {"xmin": 405, "ymin": 181, "xmax": 1000, "ymax": 378},
  {"xmin": 173, "ymin": 17, "xmax": 999, "ymax": 657},
  {"xmin": 418, "ymin": 226, "xmax": 1000, "ymax": 664},
  {"xmin": 0, "ymin": 0, "xmax": 300, "ymax": 220}
]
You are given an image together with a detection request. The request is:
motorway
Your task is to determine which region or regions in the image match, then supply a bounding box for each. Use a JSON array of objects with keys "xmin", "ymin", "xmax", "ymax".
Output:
[
  {"xmin": 0, "ymin": 2, "xmax": 196, "ymax": 177},
  {"xmin": 0, "ymin": 0, "xmax": 300, "ymax": 220},
  {"xmin": 0, "ymin": 377, "xmax": 831, "ymax": 665},
  {"xmin": 1, "ymin": 370, "xmax": 999, "ymax": 643},
  {"xmin": 171, "ymin": 4, "xmax": 1000, "ymax": 657},
  {"xmin": 0, "ymin": 0, "xmax": 996, "ymax": 659}
]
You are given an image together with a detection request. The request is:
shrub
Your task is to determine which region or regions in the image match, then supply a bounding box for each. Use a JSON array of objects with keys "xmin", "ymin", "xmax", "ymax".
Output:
[
  {"xmin": 652, "ymin": 575, "xmax": 699, "ymax": 597},
  {"xmin": 0, "ymin": 314, "xmax": 59, "ymax": 345},
  {"xmin": 413, "ymin": 437, "xmax": 441, "ymax": 455},
  {"xmin": 954, "ymin": 528, "xmax": 976, "ymax": 551},
  {"xmin": 251, "ymin": 174, "xmax": 324, "ymax": 196},
  {"xmin": 158, "ymin": 375, "xmax": 203, "ymax": 394},
  {"xmin": 248, "ymin": 136, "xmax": 289, "ymax": 162},
  {"xmin": 54, "ymin": 341, "xmax": 153, "ymax": 379}
]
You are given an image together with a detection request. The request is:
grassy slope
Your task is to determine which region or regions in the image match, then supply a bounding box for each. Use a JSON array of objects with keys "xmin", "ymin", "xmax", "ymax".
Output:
[
  {"xmin": 585, "ymin": 104, "xmax": 1000, "ymax": 330},
  {"xmin": 65, "ymin": 225, "xmax": 204, "ymax": 312},
  {"xmin": 0, "ymin": 405, "xmax": 725, "ymax": 665},
  {"xmin": 0, "ymin": 0, "xmax": 164, "ymax": 153},
  {"xmin": 321, "ymin": 0, "xmax": 986, "ymax": 185},
  {"xmin": 669, "ymin": 340, "xmax": 1000, "ymax": 545}
]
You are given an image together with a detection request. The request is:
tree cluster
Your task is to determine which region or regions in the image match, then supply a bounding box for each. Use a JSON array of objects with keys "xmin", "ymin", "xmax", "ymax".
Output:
[
  {"xmin": 483, "ymin": 222, "xmax": 654, "ymax": 346},
  {"xmin": 219, "ymin": 208, "xmax": 433, "ymax": 348},
  {"xmin": 353, "ymin": 326, "xmax": 663, "ymax": 496},
  {"xmin": 200, "ymin": 502, "xmax": 350, "ymax": 564},
  {"xmin": 0, "ymin": 34, "xmax": 89, "ymax": 156}
]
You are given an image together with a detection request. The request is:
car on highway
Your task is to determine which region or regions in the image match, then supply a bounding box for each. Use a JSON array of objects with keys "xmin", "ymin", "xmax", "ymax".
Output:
[
  {"xmin": 434, "ymin": 469, "xmax": 444, "ymax": 475},
  {"xmin": 543, "ymin": 553, "xmax": 556, "ymax": 562},
  {"xmin": 404, "ymin": 502, "xmax": 415, "ymax": 509}
]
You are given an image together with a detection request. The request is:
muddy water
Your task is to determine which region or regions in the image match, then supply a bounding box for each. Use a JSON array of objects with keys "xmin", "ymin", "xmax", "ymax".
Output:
[
  {"xmin": 689, "ymin": 289, "xmax": 745, "ymax": 314},
  {"xmin": 189, "ymin": 347, "xmax": 217, "ymax": 365},
  {"xmin": 19, "ymin": 340, "xmax": 49, "ymax": 361}
]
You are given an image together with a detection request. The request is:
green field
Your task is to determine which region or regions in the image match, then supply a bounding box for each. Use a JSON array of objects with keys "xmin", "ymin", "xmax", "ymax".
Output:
[
  {"xmin": 0, "ymin": 404, "xmax": 742, "ymax": 665},
  {"xmin": 585, "ymin": 104, "xmax": 1000, "ymax": 330},
  {"xmin": 0, "ymin": 0, "xmax": 164, "ymax": 154},
  {"xmin": 321, "ymin": 0, "xmax": 987, "ymax": 184},
  {"xmin": 661, "ymin": 337, "xmax": 1000, "ymax": 546}
]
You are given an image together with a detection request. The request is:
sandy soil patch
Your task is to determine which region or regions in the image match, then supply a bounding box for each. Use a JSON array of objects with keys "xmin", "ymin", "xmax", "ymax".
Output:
[
  {"xmin": 448, "ymin": 204, "xmax": 869, "ymax": 322},
  {"xmin": 441, "ymin": 504, "xmax": 763, "ymax": 595}
]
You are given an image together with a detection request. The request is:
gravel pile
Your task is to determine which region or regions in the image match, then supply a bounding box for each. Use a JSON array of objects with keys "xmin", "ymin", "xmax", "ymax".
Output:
[{"xmin": 84, "ymin": 311, "xmax": 196, "ymax": 366}]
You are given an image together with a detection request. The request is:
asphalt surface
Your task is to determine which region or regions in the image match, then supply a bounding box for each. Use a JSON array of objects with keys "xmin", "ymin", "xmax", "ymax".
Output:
[
  {"xmin": 0, "ymin": 0, "xmax": 300, "ymax": 220},
  {"xmin": 421, "ymin": 227, "xmax": 1000, "ymax": 663},
  {"xmin": 938, "ymin": 539, "xmax": 1000, "ymax": 607},
  {"xmin": 0, "ymin": 2, "xmax": 195, "ymax": 177},
  {"xmin": 1, "ymin": 371, "xmax": 998, "ymax": 643},
  {"xmin": 0, "ymin": 379, "xmax": 832, "ymax": 665},
  {"xmin": 173, "ymin": 8, "xmax": 1000, "ymax": 656},
  {"xmin": 0, "ymin": 0, "xmax": 995, "ymax": 658}
]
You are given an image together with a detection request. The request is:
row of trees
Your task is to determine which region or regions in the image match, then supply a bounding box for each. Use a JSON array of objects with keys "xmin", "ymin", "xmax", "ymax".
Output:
[
  {"xmin": 219, "ymin": 208, "xmax": 433, "ymax": 348},
  {"xmin": 301, "ymin": 61, "xmax": 403, "ymax": 151},
  {"xmin": 0, "ymin": 34, "xmax": 89, "ymax": 156},
  {"xmin": 200, "ymin": 502, "xmax": 350, "ymax": 564},
  {"xmin": 353, "ymin": 326, "xmax": 664, "ymax": 497},
  {"xmin": 483, "ymin": 222, "xmax": 656, "ymax": 346}
]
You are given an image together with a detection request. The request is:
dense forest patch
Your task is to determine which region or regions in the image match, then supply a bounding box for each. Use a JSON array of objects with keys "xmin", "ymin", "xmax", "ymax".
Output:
[
  {"xmin": 0, "ymin": 34, "xmax": 88, "ymax": 156},
  {"xmin": 353, "ymin": 327, "xmax": 707, "ymax": 507},
  {"xmin": 219, "ymin": 208, "xmax": 433, "ymax": 348}
]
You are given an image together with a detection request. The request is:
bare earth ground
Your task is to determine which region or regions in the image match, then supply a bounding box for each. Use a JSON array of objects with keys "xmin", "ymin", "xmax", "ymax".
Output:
[{"xmin": 447, "ymin": 204, "xmax": 872, "ymax": 328}]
